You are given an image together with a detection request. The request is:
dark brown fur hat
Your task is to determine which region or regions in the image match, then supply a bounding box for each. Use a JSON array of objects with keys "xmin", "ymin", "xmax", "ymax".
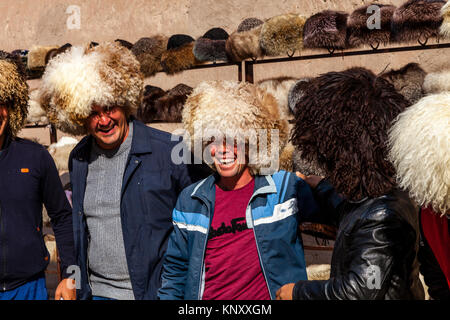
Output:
[
  {"xmin": 391, "ymin": 0, "xmax": 446, "ymax": 44},
  {"xmin": 347, "ymin": 4, "xmax": 396, "ymax": 48},
  {"xmin": 303, "ymin": 10, "xmax": 348, "ymax": 50},
  {"xmin": 238, "ymin": 18, "xmax": 264, "ymax": 32},
  {"xmin": 161, "ymin": 35, "xmax": 201, "ymax": 74},
  {"xmin": 193, "ymin": 28, "xmax": 229, "ymax": 62},
  {"xmin": 291, "ymin": 67, "xmax": 409, "ymax": 201},
  {"xmin": 131, "ymin": 36, "xmax": 168, "ymax": 77},
  {"xmin": 138, "ymin": 83, "xmax": 192, "ymax": 123},
  {"xmin": 380, "ymin": 62, "xmax": 426, "ymax": 105}
]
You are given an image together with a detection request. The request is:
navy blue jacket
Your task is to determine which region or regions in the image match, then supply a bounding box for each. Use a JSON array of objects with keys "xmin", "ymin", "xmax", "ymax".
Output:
[
  {"xmin": 69, "ymin": 120, "xmax": 192, "ymax": 300},
  {"xmin": 0, "ymin": 135, "xmax": 75, "ymax": 291}
]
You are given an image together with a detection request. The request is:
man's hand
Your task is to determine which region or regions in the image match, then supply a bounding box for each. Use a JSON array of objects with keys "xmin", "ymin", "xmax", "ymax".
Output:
[
  {"xmin": 276, "ymin": 283, "xmax": 295, "ymax": 300},
  {"xmin": 296, "ymin": 172, "xmax": 324, "ymax": 190},
  {"xmin": 55, "ymin": 278, "xmax": 76, "ymax": 300}
]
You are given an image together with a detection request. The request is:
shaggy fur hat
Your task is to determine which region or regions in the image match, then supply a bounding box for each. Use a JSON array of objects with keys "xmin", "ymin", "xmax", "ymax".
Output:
[
  {"xmin": 257, "ymin": 76, "xmax": 297, "ymax": 121},
  {"xmin": 260, "ymin": 14, "xmax": 307, "ymax": 57},
  {"xmin": 440, "ymin": 1, "xmax": 450, "ymax": 38},
  {"xmin": 388, "ymin": 93, "xmax": 450, "ymax": 215},
  {"xmin": 303, "ymin": 11, "xmax": 348, "ymax": 51},
  {"xmin": 37, "ymin": 42, "xmax": 143, "ymax": 136},
  {"xmin": 27, "ymin": 45, "xmax": 59, "ymax": 69},
  {"xmin": 182, "ymin": 81, "xmax": 289, "ymax": 175},
  {"xmin": 193, "ymin": 28, "xmax": 229, "ymax": 63},
  {"xmin": 380, "ymin": 63, "xmax": 427, "ymax": 105},
  {"xmin": 423, "ymin": 69, "xmax": 450, "ymax": 93},
  {"xmin": 138, "ymin": 83, "xmax": 192, "ymax": 123},
  {"xmin": 288, "ymin": 78, "xmax": 311, "ymax": 114},
  {"xmin": 238, "ymin": 18, "xmax": 264, "ymax": 32},
  {"xmin": 226, "ymin": 25, "xmax": 264, "ymax": 62},
  {"xmin": 161, "ymin": 35, "xmax": 202, "ymax": 74},
  {"xmin": 0, "ymin": 51, "xmax": 29, "ymax": 137},
  {"xmin": 132, "ymin": 36, "xmax": 168, "ymax": 77},
  {"xmin": 347, "ymin": 4, "xmax": 396, "ymax": 48},
  {"xmin": 391, "ymin": 0, "xmax": 446, "ymax": 44},
  {"xmin": 291, "ymin": 67, "xmax": 409, "ymax": 201}
]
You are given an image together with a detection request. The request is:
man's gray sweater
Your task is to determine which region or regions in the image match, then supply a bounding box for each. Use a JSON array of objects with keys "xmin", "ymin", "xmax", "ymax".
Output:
[{"xmin": 84, "ymin": 122, "xmax": 135, "ymax": 300}]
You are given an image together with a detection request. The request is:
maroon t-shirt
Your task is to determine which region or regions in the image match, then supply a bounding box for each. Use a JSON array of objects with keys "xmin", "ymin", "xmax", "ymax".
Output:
[{"xmin": 202, "ymin": 179, "xmax": 271, "ymax": 300}]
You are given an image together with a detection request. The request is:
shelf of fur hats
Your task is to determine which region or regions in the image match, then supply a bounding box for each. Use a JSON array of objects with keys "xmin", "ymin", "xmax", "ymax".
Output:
[{"xmin": 12, "ymin": 0, "xmax": 450, "ymax": 80}]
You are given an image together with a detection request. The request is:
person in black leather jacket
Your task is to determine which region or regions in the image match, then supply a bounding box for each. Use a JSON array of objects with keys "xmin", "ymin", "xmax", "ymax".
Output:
[{"xmin": 276, "ymin": 67, "xmax": 424, "ymax": 300}]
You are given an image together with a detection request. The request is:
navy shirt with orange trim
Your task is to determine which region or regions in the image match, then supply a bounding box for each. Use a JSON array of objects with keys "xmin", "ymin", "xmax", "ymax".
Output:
[{"xmin": 0, "ymin": 135, "xmax": 76, "ymax": 291}]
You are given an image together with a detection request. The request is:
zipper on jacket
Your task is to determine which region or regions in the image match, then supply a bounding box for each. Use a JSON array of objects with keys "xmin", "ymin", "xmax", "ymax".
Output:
[
  {"xmin": 197, "ymin": 199, "xmax": 211, "ymax": 300},
  {"xmin": 245, "ymin": 195, "xmax": 273, "ymax": 300}
]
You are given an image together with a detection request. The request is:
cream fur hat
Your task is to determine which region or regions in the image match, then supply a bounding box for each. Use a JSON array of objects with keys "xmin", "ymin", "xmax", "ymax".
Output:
[
  {"xmin": 388, "ymin": 93, "xmax": 450, "ymax": 215},
  {"xmin": 37, "ymin": 42, "xmax": 143, "ymax": 135},
  {"xmin": 182, "ymin": 81, "xmax": 289, "ymax": 175}
]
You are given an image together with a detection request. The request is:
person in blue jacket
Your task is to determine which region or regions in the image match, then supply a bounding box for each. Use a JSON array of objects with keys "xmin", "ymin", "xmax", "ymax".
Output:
[
  {"xmin": 0, "ymin": 52, "xmax": 76, "ymax": 300},
  {"xmin": 157, "ymin": 81, "xmax": 320, "ymax": 300},
  {"xmin": 36, "ymin": 42, "xmax": 193, "ymax": 300}
]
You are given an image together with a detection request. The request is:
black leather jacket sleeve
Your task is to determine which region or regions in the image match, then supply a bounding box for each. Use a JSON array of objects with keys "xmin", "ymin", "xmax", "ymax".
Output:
[{"xmin": 293, "ymin": 207, "xmax": 416, "ymax": 300}]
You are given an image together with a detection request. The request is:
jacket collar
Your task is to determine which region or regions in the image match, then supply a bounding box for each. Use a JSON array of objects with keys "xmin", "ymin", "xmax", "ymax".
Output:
[
  {"xmin": 191, "ymin": 172, "xmax": 277, "ymax": 202},
  {"xmin": 73, "ymin": 119, "xmax": 152, "ymax": 161}
]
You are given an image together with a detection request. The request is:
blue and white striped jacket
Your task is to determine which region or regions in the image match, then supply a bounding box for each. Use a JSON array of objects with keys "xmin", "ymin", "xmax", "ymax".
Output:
[{"xmin": 157, "ymin": 170, "xmax": 320, "ymax": 300}]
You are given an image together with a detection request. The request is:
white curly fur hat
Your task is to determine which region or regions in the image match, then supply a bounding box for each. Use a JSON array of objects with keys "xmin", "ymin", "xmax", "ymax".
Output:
[
  {"xmin": 388, "ymin": 93, "xmax": 450, "ymax": 215},
  {"xmin": 37, "ymin": 42, "xmax": 143, "ymax": 135},
  {"xmin": 182, "ymin": 81, "xmax": 289, "ymax": 175}
]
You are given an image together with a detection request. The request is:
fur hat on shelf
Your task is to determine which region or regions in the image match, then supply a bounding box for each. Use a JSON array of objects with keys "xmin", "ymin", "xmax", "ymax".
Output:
[
  {"xmin": 0, "ymin": 51, "xmax": 29, "ymax": 137},
  {"xmin": 391, "ymin": 0, "xmax": 446, "ymax": 44},
  {"xmin": 291, "ymin": 67, "xmax": 409, "ymax": 201},
  {"xmin": 138, "ymin": 83, "xmax": 193, "ymax": 123},
  {"xmin": 193, "ymin": 28, "xmax": 229, "ymax": 63},
  {"xmin": 388, "ymin": 92, "xmax": 450, "ymax": 215},
  {"xmin": 226, "ymin": 24, "xmax": 264, "ymax": 62},
  {"xmin": 27, "ymin": 45, "xmax": 59, "ymax": 70},
  {"xmin": 182, "ymin": 80, "xmax": 290, "ymax": 175},
  {"xmin": 237, "ymin": 17, "xmax": 264, "ymax": 32},
  {"xmin": 26, "ymin": 88, "xmax": 49, "ymax": 125},
  {"xmin": 259, "ymin": 14, "xmax": 307, "ymax": 57},
  {"xmin": 423, "ymin": 69, "xmax": 450, "ymax": 93},
  {"xmin": 440, "ymin": 1, "xmax": 450, "ymax": 38},
  {"xmin": 131, "ymin": 36, "xmax": 168, "ymax": 77},
  {"xmin": 36, "ymin": 42, "xmax": 143, "ymax": 136},
  {"xmin": 45, "ymin": 43, "xmax": 72, "ymax": 65},
  {"xmin": 380, "ymin": 62, "xmax": 427, "ymax": 105},
  {"xmin": 347, "ymin": 4, "xmax": 396, "ymax": 48},
  {"xmin": 161, "ymin": 34, "xmax": 201, "ymax": 74},
  {"xmin": 303, "ymin": 10, "xmax": 348, "ymax": 51}
]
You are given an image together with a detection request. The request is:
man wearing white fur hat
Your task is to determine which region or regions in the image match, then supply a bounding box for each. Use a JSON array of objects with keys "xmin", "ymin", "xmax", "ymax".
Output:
[
  {"xmin": 158, "ymin": 81, "xmax": 320, "ymax": 300},
  {"xmin": 36, "ymin": 42, "xmax": 192, "ymax": 300}
]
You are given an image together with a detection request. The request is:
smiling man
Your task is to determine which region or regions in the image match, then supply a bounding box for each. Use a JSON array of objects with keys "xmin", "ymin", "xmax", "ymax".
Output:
[
  {"xmin": 0, "ymin": 52, "xmax": 76, "ymax": 300},
  {"xmin": 157, "ymin": 81, "xmax": 320, "ymax": 300},
  {"xmin": 37, "ymin": 42, "xmax": 192, "ymax": 300}
]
